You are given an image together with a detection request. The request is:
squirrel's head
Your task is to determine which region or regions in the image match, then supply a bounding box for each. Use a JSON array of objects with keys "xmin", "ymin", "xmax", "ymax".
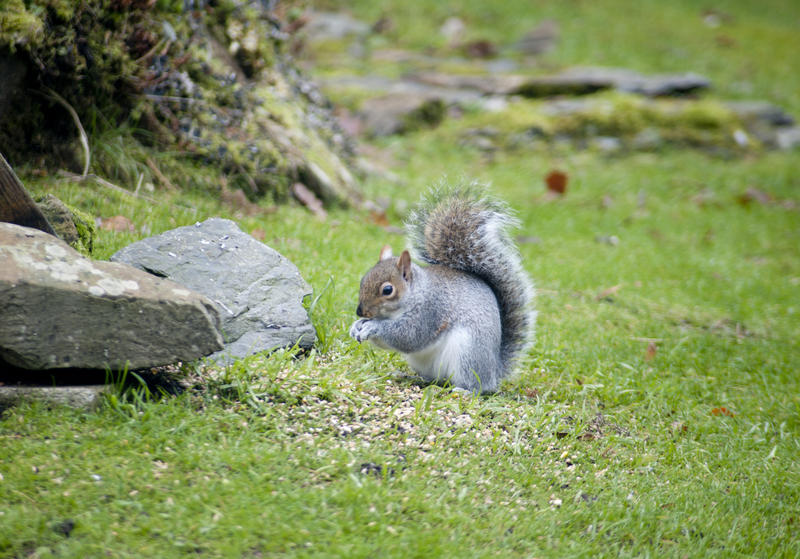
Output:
[{"xmin": 356, "ymin": 245, "xmax": 413, "ymax": 319}]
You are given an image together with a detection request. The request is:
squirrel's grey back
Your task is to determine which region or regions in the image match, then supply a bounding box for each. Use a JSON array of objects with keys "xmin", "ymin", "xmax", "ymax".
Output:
[{"xmin": 406, "ymin": 184, "xmax": 535, "ymax": 373}]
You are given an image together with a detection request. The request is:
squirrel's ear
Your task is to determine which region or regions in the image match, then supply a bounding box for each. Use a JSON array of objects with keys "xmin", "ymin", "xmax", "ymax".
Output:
[
  {"xmin": 398, "ymin": 250, "xmax": 412, "ymax": 281},
  {"xmin": 379, "ymin": 245, "xmax": 393, "ymax": 261}
]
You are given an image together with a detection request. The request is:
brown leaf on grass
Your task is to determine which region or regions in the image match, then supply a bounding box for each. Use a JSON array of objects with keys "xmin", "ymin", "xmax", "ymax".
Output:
[
  {"xmin": 285, "ymin": 14, "xmax": 309, "ymax": 34},
  {"xmin": 463, "ymin": 39, "xmax": 497, "ymax": 58},
  {"xmin": 369, "ymin": 210, "xmax": 390, "ymax": 227},
  {"xmin": 250, "ymin": 228, "xmax": 266, "ymax": 241},
  {"xmin": 291, "ymin": 182, "xmax": 327, "ymax": 220},
  {"xmin": 335, "ymin": 107, "xmax": 363, "ymax": 137},
  {"xmin": 711, "ymin": 407, "xmax": 735, "ymax": 417},
  {"xmin": 596, "ymin": 284, "xmax": 623, "ymax": 300},
  {"xmin": 645, "ymin": 341, "xmax": 657, "ymax": 361},
  {"xmin": 372, "ymin": 16, "xmax": 394, "ymax": 34},
  {"xmin": 670, "ymin": 421, "xmax": 688, "ymax": 434},
  {"xmin": 737, "ymin": 187, "xmax": 772, "ymax": 206},
  {"xmin": 220, "ymin": 186, "xmax": 263, "ymax": 216},
  {"xmin": 545, "ymin": 170, "xmax": 568, "ymax": 195},
  {"xmin": 715, "ymin": 34, "xmax": 737, "ymax": 48},
  {"xmin": 99, "ymin": 215, "xmax": 135, "ymax": 232},
  {"xmin": 523, "ymin": 388, "xmax": 540, "ymax": 399}
]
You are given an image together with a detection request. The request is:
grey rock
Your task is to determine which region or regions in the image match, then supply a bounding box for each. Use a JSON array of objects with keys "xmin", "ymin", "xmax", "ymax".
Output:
[
  {"xmin": 0, "ymin": 385, "xmax": 110, "ymax": 411},
  {"xmin": 513, "ymin": 67, "xmax": 711, "ymax": 98},
  {"xmin": 515, "ymin": 20, "xmax": 560, "ymax": 55},
  {"xmin": 407, "ymin": 71, "xmax": 526, "ymax": 95},
  {"xmin": 512, "ymin": 74, "xmax": 612, "ymax": 97},
  {"xmin": 439, "ymin": 17, "xmax": 466, "ymax": 42},
  {"xmin": 484, "ymin": 58, "xmax": 519, "ymax": 74},
  {"xmin": 303, "ymin": 11, "xmax": 371, "ymax": 42},
  {"xmin": 774, "ymin": 127, "xmax": 800, "ymax": 150},
  {"xmin": 359, "ymin": 94, "xmax": 447, "ymax": 137},
  {"xmin": 0, "ymin": 223, "xmax": 223, "ymax": 370},
  {"xmin": 591, "ymin": 136, "xmax": 623, "ymax": 153},
  {"xmin": 111, "ymin": 218, "xmax": 315, "ymax": 363},
  {"xmin": 320, "ymin": 75, "xmax": 484, "ymax": 104},
  {"xmin": 632, "ymin": 127, "xmax": 664, "ymax": 150},
  {"xmin": 617, "ymin": 72, "xmax": 711, "ymax": 96},
  {"xmin": 725, "ymin": 101, "xmax": 794, "ymax": 126}
]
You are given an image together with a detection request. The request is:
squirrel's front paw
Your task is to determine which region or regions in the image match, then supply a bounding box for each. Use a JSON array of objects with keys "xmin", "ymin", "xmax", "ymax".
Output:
[{"xmin": 349, "ymin": 318, "xmax": 374, "ymax": 343}]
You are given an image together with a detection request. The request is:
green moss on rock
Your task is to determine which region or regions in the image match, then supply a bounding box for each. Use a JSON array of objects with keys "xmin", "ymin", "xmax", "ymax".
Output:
[{"xmin": 35, "ymin": 194, "xmax": 96, "ymax": 255}]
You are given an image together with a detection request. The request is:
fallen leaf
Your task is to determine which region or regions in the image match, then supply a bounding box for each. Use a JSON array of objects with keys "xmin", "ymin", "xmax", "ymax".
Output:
[
  {"xmin": 737, "ymin": 187, "xmax": 772, "ymax": 206},
  {"xmin": 545, "ymin": 170, "xmax": 568, "ymax": 195},
  {"xmin": 715, "ymin": 34, "xmax": 737, "ymax": 48},
  {"xmin": 291, "ymin": 182, "xmax": 327, "ymax": 220},
  {"xmin": 369, "ymin": 210, "xmax": 390, "ymax": 227},
  {"xmin": 596, "ymin": 284, "xmax": 623, "ymax": 300},
  {"xmin": 250, "ymin": 228, "xmax": 266, "ymax": 241},
  {"xmin": 463, "ymin": 39, "xmax": 497, "ymax": 58},
  {"xmin": 711, "ymin": 407, "xmax": 735, "ymax": 417},
  {"xmin": 285, "ymin": 14, "xmax": 309, "ymax": 34},
  {"xmin": 372, "ymin": 16, "xmax": 394, "ymax": 34},
  {"xmin": 99, "ymin": 215, "xmax": 135, "ymax": 232},
  {"xmin": 670, "ymin": 421, "xmax": 688, "ymax": 433},
  {"xmin": 220, "ymin": 186, "xmax": 263, "ymax": 216},
  {"xmin": 645, "ymin": 341, "xmax": 657, "ymax": 361}
]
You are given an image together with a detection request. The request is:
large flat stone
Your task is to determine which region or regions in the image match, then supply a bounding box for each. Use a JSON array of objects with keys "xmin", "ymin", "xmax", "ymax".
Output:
[
  {"xmin": 512, "ymin": 67, "xmax": 711, "ymax": 98},
  {"xmin": 111, "ymin": 218, "xmax": 315, "ymax": 363},
  {"xmin": 0, "ymin": 223, "xmax": 224, "ymax": 370}
]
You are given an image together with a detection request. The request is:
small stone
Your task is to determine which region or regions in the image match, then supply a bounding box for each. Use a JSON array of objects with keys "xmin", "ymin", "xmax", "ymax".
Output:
[
  {"xmin": 440, "ymin": 17, "xmax": 466, "ymax": 42},
  {"xmin": 303, "ymin": 11, "xmax": 370, "ymax": 42},
  {"xmin": 775, "ymin": 126, "xmax": 800, "ymax": 150},
  {"xmin": 595, "ymin": 234, "xmax": 620, "ymax": 246},
  {"xmin": 591, "ymin": 136, "xmax": 622, "ymax": 153},
  {"xmin": 515, "ymin": 20, "xmax": 559, "ymax": 55}
]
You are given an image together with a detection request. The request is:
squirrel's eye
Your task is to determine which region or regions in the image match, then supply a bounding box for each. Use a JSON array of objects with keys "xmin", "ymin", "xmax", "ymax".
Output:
[{"xmin": 381, "ymin": 283, "xmax": 394, "ymax": 296}]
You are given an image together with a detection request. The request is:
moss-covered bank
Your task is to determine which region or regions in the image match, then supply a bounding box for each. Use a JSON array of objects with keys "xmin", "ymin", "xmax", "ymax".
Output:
[{"xmin": 0, "ymin": 0, "xmax": 360, "ymax": 205}]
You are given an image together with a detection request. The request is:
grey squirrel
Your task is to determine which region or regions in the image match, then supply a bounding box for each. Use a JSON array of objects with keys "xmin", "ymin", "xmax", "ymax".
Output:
[{"xmin": 349, "ymin": 184, "xmax": 536, "ymax": 394}]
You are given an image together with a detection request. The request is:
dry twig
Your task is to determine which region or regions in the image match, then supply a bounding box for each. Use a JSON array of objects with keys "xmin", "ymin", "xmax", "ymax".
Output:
[{"xmin": 45, "ymin": 88, "xmax": 90, "ymax": 177}]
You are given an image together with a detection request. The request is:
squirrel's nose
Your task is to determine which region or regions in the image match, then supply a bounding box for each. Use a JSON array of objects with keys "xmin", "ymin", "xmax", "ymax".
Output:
[{"xmin": 356, "ymin": 303, "xmax": 364, "ymax": 317}]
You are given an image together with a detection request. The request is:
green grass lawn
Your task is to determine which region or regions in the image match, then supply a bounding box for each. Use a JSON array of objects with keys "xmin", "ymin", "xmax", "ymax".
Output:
[{"xmin": 2, "ymin": 0, "xmax": 799, "ymax": 557}]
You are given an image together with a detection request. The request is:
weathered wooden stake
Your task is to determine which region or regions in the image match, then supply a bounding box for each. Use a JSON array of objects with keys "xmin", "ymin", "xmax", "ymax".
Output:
[{"xmin": 0, "ymin": 152, "xmax": 56, "ymax": 235}]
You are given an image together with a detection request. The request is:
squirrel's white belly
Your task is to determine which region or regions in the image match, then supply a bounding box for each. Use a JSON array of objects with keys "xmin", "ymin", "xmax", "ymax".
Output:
[{"xmin": 405, "ymin": 327, "xmax": 470, "ymax": 383}]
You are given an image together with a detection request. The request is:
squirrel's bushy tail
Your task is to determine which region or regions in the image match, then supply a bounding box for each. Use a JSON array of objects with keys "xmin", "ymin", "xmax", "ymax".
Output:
[{"xmin": 406, "ymin": 182, "xmax": 535, "ymax": 373}]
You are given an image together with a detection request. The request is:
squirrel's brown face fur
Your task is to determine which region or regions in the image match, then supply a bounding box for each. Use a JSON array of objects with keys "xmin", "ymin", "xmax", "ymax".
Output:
[{"xmin": 356, "ymin": 247, "xmax": 412, "ymax": 319}]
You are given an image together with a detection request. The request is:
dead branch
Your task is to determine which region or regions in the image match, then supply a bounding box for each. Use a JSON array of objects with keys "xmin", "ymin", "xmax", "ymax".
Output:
[{"xmin": 45, "ymin": 88, "xmax": 90, "ymax": 177}]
